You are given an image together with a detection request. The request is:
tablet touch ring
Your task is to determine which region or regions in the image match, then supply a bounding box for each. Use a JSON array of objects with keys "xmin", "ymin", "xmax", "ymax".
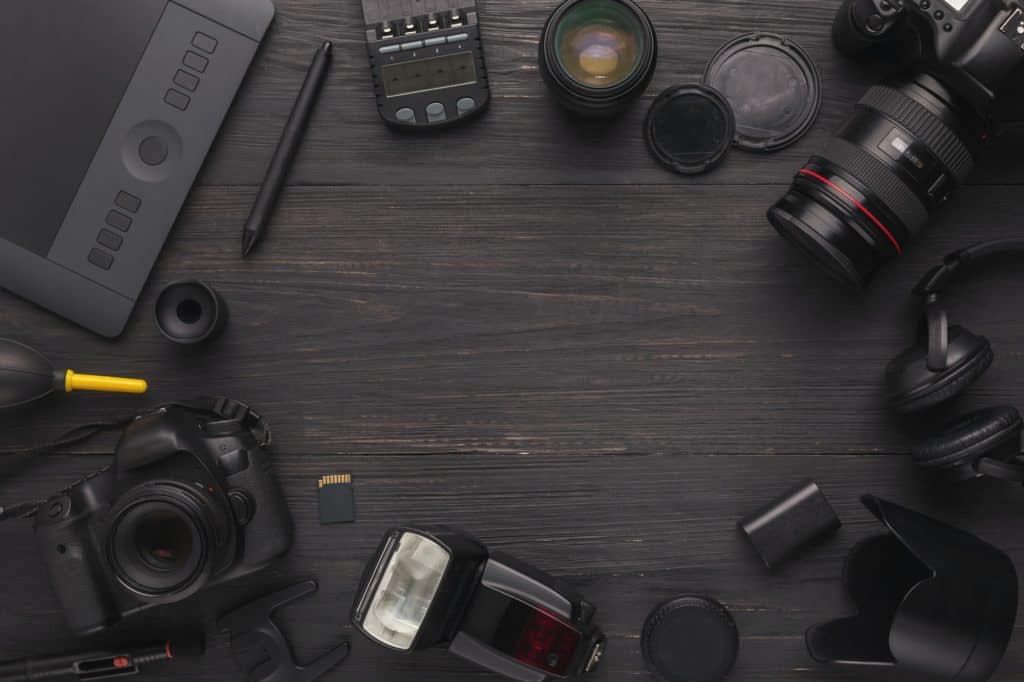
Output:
[{"xmin": 122, "ymin": 121, "xmax": 182, "ymax": 183}]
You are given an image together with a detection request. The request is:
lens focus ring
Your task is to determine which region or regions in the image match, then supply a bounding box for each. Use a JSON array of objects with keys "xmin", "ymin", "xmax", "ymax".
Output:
[
  {"xmin": 858, "ymin": 85, "xmax": 974, "ymax": 181},
  {"xmin": 820, "ymin": 137, "xmax": 929, "ymax": 234}
]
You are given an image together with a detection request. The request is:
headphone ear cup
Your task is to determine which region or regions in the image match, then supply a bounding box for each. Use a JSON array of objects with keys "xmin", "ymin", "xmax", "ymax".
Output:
[
  {"xmin": 886, "ymin": 326, "xmax": 992, "ymax": 414},
  {"xmin": 912, "ymin": 406, "xmax": 1023, "ymax": 478}
]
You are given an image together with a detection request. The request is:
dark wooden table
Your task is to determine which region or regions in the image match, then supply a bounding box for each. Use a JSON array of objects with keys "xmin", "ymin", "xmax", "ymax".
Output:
[{"xmin": 4, "ymin": 0, "xmax": 1024, "ymax": 680}]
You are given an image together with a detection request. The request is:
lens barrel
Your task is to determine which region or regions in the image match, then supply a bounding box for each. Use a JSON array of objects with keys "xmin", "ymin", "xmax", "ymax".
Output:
[
  {"xmin": 539, "ymin": 0, "xmax": 657, "ymax": 116},
  {"xmin": 109, "ymin": 482, "xmax": 233, "ymax": 598},
  {"xmin": 768, "ymin": 73, "xmax": 983, "ymax": 289}
]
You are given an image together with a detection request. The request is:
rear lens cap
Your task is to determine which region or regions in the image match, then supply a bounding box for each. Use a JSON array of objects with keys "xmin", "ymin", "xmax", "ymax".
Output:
[
  {"xmin": 641, "ymin": 595, "xmax": 739, "ymax": 682},
  {"xmin": 644, "ymin": 84, "xmax": 735, "ymax": 176},
  {"xmin": 703, "ymin": 33, "xmax": 821, "ymax": 152}
]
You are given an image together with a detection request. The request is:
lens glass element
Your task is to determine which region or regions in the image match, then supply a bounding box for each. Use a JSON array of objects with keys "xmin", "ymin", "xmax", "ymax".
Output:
[
  {"xmin": 554, "ymin": 0, "xmax": 645, "ymax": 88},
  {"xmin": 111, "ymin": 498, "xmax": 206, "ymax": 596},
  {"xmin": 134, "ymin": 509, "xmax": 195, "ymax": 571},
  {"xmin": 362, "ymin": 532, "xmax": 451, "ymax": 650}
]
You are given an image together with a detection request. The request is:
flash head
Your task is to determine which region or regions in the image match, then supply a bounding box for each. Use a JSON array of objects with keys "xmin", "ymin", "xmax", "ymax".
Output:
[{"xmin": 352, "ymin": 526, "xmax": 606, "ymax": 680}]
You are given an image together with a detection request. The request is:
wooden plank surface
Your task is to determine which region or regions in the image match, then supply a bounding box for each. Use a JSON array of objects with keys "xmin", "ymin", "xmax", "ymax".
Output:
[
  {"xmin": 4, "ymin": 185, "xmax": 1024, "ymax": 455},
  {"xmin": 3, "ymin": 0, "xmax": 1024, "ymax": 680}
]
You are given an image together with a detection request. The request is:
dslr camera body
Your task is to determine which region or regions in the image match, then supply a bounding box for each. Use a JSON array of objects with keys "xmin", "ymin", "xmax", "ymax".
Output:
[
  {"xmin": 34, "ymin": 398, "xmax": 293, "ymax": 635},
  {"xmin": 769, "ymin": 0, "xmax": 1024, "ymax": 288}
]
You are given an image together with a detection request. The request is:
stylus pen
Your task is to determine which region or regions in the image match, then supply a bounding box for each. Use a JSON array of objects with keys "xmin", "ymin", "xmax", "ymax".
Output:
[
  {"xmin": 242, "ymin": 40, "xmax": 333, "ymax": 257},
  {"xmin": 0, "ymin": 640, "xmax": 202, "ymax": 681}
]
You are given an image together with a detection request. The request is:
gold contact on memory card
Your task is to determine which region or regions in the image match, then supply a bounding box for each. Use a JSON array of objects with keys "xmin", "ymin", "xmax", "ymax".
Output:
[{"xmin": 318, "ymin": 473, "xmax": 352, "ymax": 488}]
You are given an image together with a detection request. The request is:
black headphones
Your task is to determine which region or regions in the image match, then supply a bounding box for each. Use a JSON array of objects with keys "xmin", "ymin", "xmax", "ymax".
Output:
[{"xmin": 885, "ymin": 239, "xmax": 1024, "ymax": 483}]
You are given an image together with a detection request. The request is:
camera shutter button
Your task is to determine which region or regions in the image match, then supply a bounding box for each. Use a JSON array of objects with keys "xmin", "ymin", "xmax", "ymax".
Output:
[{"xmin": 228, "ymin": 489, "xmax": 254, "ymax": 525}]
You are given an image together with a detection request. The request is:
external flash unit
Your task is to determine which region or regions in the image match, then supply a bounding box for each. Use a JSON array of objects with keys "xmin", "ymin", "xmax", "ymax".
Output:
[{"xmin": 352, "ymin": 526, "xmax": 606, "ymax": 681}]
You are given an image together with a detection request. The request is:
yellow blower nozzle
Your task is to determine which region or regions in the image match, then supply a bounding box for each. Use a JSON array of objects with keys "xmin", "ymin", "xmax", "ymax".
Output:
[{"xmin": 64, "ymin": 369, "xmax": 148, "ymax": 395}]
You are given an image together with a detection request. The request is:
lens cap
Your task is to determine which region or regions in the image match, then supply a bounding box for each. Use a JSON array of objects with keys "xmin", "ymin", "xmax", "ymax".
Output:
[
  {"xmin": 645, "ymin": 84, "xmax": 735, "ymax": 175},
  {"xmin": 703, "ymin": 33, "xmax": 821, "ymax": 152},
  {"xmin": 641, "ymin": 595, "xmax": 739, "ymax": 682}
]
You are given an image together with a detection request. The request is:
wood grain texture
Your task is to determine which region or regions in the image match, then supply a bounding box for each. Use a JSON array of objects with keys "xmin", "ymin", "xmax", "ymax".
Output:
[
  {"xmin": 4, "ymin": 185, "xmax": 1024, "ymax": 455},
  {"xmin": 3, "ymin": 0, "xmax": 1024, "ymax": 680}
]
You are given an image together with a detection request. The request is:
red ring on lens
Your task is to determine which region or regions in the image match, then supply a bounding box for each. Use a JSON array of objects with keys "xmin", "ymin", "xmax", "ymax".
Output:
[{"xmin": 798, "ymin": 168, "xmax": 902, "ymax": 255}]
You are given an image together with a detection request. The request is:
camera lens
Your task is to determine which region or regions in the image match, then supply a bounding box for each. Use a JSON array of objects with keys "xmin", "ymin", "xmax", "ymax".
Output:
[
  {"xmin": 539, "ymin": 0, "xmax": 656, "ymax": 116},
  {"xmin": 109, "ymin": 485, "xmax": 227, "ymax": 597},
  {"xmin": 134, "ymin": 509, "xmax": 195, "ymax": 571},
  {"xmin": 768, "ymin": 73, "xmax": 983, "ymax": 289}
]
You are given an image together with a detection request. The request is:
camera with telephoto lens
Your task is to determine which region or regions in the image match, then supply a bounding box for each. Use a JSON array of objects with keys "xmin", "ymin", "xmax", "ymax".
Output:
[
  {"xmin": 768, "ymin": 0, "xmax": 1024, "ymax": 289},
  {"xmin": 33, "ymin": 398, "xmax": 293, "ymax": 636}
]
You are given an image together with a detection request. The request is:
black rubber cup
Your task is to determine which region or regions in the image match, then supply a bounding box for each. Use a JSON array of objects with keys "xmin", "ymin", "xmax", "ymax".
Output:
[
  {"xmin": 703, "ymin": 33, "xmax": 820, "ymax": 152},
  {"xmin": 641, "ymin": 595, "xmax": 739, "ymax": 682},
  {"xmin": 645, "ymin": 85, "xmax": 735, "ymax": 175},
  {"xmin": 155, "ymin": 280, "xmax": 227, "ymax": 345}
]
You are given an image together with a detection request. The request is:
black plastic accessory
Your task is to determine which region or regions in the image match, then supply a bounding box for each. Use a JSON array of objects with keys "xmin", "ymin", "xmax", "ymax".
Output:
[
  {"xmin": 641, "ymin": 595, "xmax": 739, "ymax": 682},
  {"xmin": 645, "ymin": 85, "xmax": 735, "ymax": 176},
  {"xmin": 702, "ymin": 33, "xmax": 820, "ymax": 152},
  {"xmin": 220, "ymin": 580, "xmax": 350, "ymax": 682},
  {"xmin": 807, "ymin": 496, "xmax": 1017, "ymax": 681},
  {"xmin": 886, "ymin": 239, "xmax": 1024, "ymax": 484},
  {"xmin": 155, "ymin": 280, "xmax": 227, "ymax": 345},
  {"xmin": 738, "ymin": 479, "xmax": 840, "ymax": 569}
]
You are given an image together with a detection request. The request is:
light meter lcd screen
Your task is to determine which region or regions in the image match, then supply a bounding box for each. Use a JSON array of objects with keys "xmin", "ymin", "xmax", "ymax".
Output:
[{"xmin": 383, "ymin": 53, "xmax": 477, "ymax": 97}]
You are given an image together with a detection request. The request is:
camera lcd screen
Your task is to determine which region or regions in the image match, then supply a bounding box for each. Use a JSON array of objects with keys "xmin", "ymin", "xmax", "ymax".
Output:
[{"xmin": 383, "ymin": 53, "xmax": 477, "ymax": 97}]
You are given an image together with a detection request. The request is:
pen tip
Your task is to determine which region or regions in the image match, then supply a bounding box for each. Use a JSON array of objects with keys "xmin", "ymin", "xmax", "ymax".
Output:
[{"xmin": 242, "ymin": 233, "xmax": 256, "ymax": 258}]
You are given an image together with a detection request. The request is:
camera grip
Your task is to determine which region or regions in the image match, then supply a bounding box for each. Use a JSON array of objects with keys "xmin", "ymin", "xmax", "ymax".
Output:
[
  {"xmin": 225, "ymin": 446, "xmax": 293, "ymax": 566},
  {"xmin": 34, "ymin": 510, "xmax": 118, "ymax": 635}
]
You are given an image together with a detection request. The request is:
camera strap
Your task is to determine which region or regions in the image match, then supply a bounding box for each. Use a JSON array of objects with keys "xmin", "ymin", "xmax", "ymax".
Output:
[
  {"xmin": 0, "ymin": 417, "xmax": 134, "ymax": 522},
  {"xmin": 0, "ymin": 397, "xmax": 269, "ymax": 522}
]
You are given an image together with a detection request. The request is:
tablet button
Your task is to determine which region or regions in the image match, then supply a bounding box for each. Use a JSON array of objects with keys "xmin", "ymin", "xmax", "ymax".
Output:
[
  {"xmin": 183, "ymin": 51, "xmax": 209, "ymax": 73},
  {"xmin": 139, "ymin": 136, "xmax": 169, "ymax": 166},
  {"xmin": 173, "ymin": 70, "xmax": 200, "ymax": 92},
  {"xmin": 115, "ymin": 192, "xmax": 141, "ymax": 214},
  {"xmin": 164, "ymin": 89, "xmax": 190, "ymax": 111},
  {"xmin": 106, "ymin": 211, "xmax": 132, "ymax": 232},
  {"xmin": 192, "ymin": 32, "xmax": 218, "ymax": 54},
  {"xmin": 396, "ymin": 107, "xmax": 416, "ymax": 123},
  {"xmin": 97, "ymin": 229, "xmax": 123, "ymax": 251},
  {"xmin": 88, "ymin": 249, "xmax": 114, "ymax": 270}
]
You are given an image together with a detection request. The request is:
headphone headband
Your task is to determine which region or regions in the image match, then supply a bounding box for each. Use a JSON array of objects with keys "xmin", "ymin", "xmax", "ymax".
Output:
[{"xmin": 914, "ymin": 238, "xmax": 1024, "ymax": 296}]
